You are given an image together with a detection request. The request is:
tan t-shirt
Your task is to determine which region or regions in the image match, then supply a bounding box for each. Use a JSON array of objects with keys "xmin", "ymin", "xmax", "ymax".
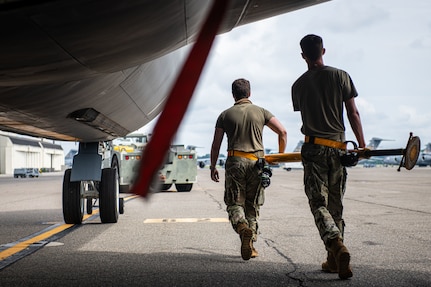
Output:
[
  {"xmin": 216, "ymin": 99, "xmax": 274, "ymax": 155},
  {"xmin": 291, "ymin": 66, "xmax": 357, "ymax": 141}
]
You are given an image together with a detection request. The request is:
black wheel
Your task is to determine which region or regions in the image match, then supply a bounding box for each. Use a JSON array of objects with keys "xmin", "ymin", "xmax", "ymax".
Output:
[
  {"xmin": 99, "ymin": 168, "xmax": 119, "ymax": 223},
  {"xmin": 113, "ymin": 156, "xmax": 130, "ymax": 194},
  {"xmin": 62, "ymin": 169, "xmax": 84, "ymax": 224},
  {"xmin": 119, "ymin": 198, "xmax": 124, "ymax": 214},
  {"xmin": 111, "ymin": 155, "xmax": 119, "ymax": 171},
  {"xmin": 111, "ymin": 156, "xmax": 120, "ymax": 180},
  {"xmin": 86, "ymin": 198, "xmax": 93, "ymax": 214},
  {"xmin": 198, "ymin": 161, "xmax": 205, "ymax": 169},
  {"xmin": 175, "ymin": 183, "xmax": 193, "ymax": 192},
  {"xmin": 161, "ymin": 184, "xmax": 172, "ymax": 191}
]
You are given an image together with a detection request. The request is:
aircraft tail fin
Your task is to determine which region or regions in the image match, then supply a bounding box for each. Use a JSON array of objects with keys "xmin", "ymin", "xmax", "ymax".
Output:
[
  {"xmin": 366, "ymin": 137, "xmax": 394, "ymax": 150},
  {"xmin": 423, "ymin": 143, "xmax": 431, "ymax": 153},
  {"xmin": 293, "ymin": 140, "xmax": 304, "ymax": 152}
]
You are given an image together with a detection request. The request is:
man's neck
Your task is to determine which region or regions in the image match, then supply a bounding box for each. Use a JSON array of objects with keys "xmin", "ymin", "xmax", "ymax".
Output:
[
  {"xmin": 234, "ymin": 98, "xmax": 251, "ymax": 104},
  {"xmin": 307, "ymin": 59, "xmax": 324, "ymax": 70}
]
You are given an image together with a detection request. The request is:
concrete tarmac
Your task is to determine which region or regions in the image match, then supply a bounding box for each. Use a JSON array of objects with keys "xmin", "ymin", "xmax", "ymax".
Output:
[{"xmin": 0, "ymin": 167, "xmax": 430, "ymax": 286}]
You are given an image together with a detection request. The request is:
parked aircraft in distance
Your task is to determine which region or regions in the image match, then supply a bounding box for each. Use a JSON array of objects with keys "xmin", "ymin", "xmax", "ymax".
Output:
[
  {"xmin": 384, "ymin": 143, "xmax": 431, "ymax": 167},
  {"xmin": 357, "ymin": 137, "xmax": 394, "ymax": 167},
  {"xmin": 0, "ymin": 0, "xmax": 330, "ymax": 224},
  {"xmin": 283, "ymin": 137, "xmax": 389, "ymax": 171},
  {"xmin": 282, "ymin": 137, "xmax": 394, "ymax": 170},
  {"xmin": 197, "ymin": 153, "xmax": 226, "ymax": 169},
  {"xmin": 283, "ymin": 141, "xmax": 304, "ymax": 171}
]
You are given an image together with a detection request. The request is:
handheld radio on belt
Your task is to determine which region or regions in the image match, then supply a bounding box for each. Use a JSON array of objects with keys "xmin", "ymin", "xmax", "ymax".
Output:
[
  {"xmin": 256, "ymin": 158, "xmax": 272, "ymax": 188},
  {"xmin": 340, "ymin": 141, "xmax": 359, "ymax": 167}
]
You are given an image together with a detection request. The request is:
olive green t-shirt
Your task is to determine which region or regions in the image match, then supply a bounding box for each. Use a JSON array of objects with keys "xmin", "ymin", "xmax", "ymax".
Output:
[
  {"xmin": 216, "ymin": 99, "xmax": 274, "ymax": 154},
  {"xmin": 291, "ymin": 66, "xmax": 358, "ymax": 141}
]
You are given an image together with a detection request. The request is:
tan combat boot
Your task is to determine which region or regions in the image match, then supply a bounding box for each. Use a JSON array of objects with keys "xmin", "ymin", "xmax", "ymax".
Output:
[
  {"xmin": 236, "ymin": 223, "xmax": 253, "ymax": 260},
  {"xmin": 329, "ymin": 237, "xmax": 353, "ymax": 279},
  {"xmin": 321, "ymin": 251, "xmax": 337, "ymax": 273},
  {"xmin": 251, "ymin": 244, "xmax": 259, "ymax": 258}
]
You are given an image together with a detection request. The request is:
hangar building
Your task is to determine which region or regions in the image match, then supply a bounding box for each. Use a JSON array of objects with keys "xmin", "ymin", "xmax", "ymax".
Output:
[{"xmin": 0, "ymin": 134, "xmax": 64, "ymax": 175}]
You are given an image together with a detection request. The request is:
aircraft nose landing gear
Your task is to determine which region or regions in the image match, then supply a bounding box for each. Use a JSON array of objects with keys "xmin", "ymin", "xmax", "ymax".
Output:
[{"xmin": 62, "ymin": 142, "xmax": 121, "ymax": 224}]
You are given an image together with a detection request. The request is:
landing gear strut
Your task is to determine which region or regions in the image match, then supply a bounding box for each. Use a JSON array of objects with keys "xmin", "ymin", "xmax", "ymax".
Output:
[{"xmin": 62, "ymin": 142, "xmax": 121, "ymax": 224}]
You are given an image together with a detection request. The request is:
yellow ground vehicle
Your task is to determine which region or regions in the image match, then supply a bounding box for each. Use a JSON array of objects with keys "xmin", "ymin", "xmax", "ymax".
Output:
[
  {"xmin": 102, "ymin": 133, "xmax": 148, "ymax": 192},
  {"xmin": 113, "ymin": 144, "xmax": 135, "ymax": 153},
  {"xmin": 102, "ymin": 135, "xmax": 197, "ymax": 193}
]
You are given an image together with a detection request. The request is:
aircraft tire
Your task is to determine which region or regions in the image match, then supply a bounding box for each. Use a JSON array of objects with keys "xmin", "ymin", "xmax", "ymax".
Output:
[
  {"xmin": 119, "ymin": 198, "xmax": 124, "ymax": 214},
  {"xmin": 175, "ymin": 183, "xmax": 193, "ymax": 192},
  {"xmin": 86, "ymin": 198, "xmax": 93, "ymax": 215},
  {"xmin": 62, "ymin": 169, "xmax": 84, "ymax": 224},
  {"xmin": 111, "ymin": 156, "xmax": 119, "ymax": 176},
  {"xmin": 99, "ymin": 168, "xmax": 119, "ymax": 223},
  {"xmin": 161, "ymin": 184, "xmax": 172, "ymax": 191}
]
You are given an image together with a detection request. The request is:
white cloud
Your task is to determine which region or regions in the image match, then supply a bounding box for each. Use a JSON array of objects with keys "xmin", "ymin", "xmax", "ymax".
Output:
[
  {"xmin": 54, "ymin": 1, "xmax": 430, "ymax": 156},
  {"xmin": 148, "ymin": 0, "xmax": 431, "ymax": 155}
]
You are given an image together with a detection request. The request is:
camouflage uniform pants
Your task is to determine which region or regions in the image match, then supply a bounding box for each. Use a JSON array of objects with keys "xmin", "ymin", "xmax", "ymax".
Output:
[
  {"xmin": 301, "ymin": 143, "xmax": 347, "ymax": 249},
  {"xmin": 224, "ymin": 157, "xmax": 264, "ymax": 242}
]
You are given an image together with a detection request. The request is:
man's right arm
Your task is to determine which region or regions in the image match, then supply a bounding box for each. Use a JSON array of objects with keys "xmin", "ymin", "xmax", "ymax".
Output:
[
  {"xmin": 210, "ymin": 127, "xmax": 224, "ymax": 182},
  {"xmin": 266, "ymin": 117, "xmax": 287, "ymax": 153},
  {"xmin": 345, "ymin": 97, "xmax": 366, "ymax": 148}
]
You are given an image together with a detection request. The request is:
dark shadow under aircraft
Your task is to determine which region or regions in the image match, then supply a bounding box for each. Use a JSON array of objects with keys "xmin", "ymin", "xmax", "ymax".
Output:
[{"xmin": 0, "ymin": 0, "xmax": 330, "ymax": 224}]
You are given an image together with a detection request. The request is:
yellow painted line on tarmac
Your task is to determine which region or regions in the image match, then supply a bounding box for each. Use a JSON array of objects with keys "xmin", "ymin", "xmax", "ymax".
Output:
[
  {"xmin": 83, "ymin": 208, "xmax": 99, "ymax": 220},
  {"xmin": 144, "ymin": 218, "xmax": 229, "ymax": 223},
  {"xmin": 0, "ymin": 194, "xmax": 139, "ymax": 264},
  {"xmin": 0, "ymin": 223, "xmax": 73, "ymax": 260},
  {"xmin": 0, "ymin": 209, "xmax": 102, "ymax": 262}
]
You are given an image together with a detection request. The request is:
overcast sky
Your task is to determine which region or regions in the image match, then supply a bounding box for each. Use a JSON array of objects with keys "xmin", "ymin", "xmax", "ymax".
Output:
[{"xmin": 65, "ymin": 0, "xmax": 431, "ymax": 156}]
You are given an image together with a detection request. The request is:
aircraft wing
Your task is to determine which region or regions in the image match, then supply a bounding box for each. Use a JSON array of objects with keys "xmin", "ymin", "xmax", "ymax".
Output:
[{"xmin": 0, "ymin": 0, "xmax": 329, "ymax": 142}]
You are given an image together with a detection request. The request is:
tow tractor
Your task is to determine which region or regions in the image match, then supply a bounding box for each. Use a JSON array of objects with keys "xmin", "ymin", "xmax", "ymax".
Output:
[
  {"xmin": 104, "ymin": 133, "xmax": 148, "ymax": 193},
  {"xmin": 159, "ymin": 145, "xmax": 197, "ymax": 192}
]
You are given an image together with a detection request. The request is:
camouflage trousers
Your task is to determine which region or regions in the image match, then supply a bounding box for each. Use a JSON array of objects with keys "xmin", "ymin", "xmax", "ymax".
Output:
[
  {"xmin": 224, "ymin": 157, "xmax": 265, "ymax": 242},
  {"xmin": 301, "ymin": 143, "xmax": 347, "ymax": 249}
]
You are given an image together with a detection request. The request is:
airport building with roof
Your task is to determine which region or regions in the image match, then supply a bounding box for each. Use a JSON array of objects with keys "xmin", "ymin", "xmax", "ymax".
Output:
[{"xmin": 0, "ymin": 133, "xmax": 64, "ymax": 175}]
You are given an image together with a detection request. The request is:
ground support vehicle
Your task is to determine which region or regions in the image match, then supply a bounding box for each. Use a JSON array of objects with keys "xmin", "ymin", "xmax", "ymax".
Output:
[
  {"xmin": 159, "ymin": 145, "xmax": 197, "ymax": 192},
  {"xmin": 13, "ymin": 168, "xmax": 40, "ymax": 178},
  {"xmin": 102, "ymin": 147, "xmax": 142, "ymax": 193},
  {"xmin": 107, "ymin": 133, "xmax": 148, "ymax": 192}
]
